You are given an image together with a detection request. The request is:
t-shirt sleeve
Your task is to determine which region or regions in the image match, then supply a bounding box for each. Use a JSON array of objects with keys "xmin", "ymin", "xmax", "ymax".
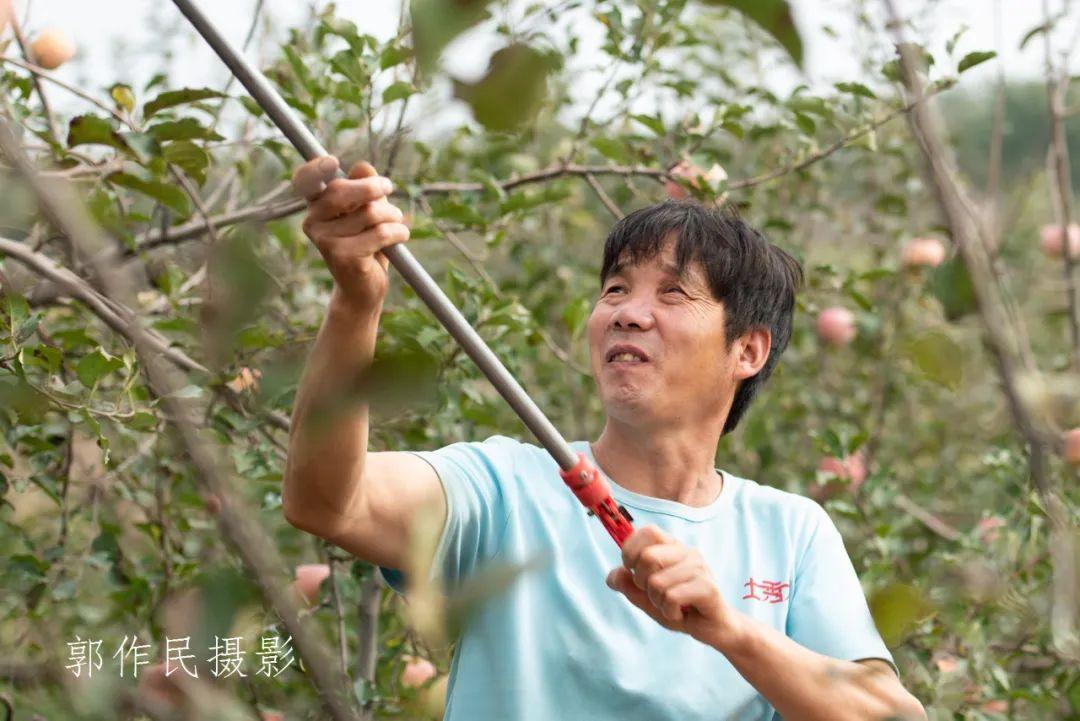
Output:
[
  {"xmin": 377, "ymin": 435, "xmax": 517, "ymax": 596},
  {"xmin": 785, "ymin": 504, "xmax": 899, "ymax": 678}
]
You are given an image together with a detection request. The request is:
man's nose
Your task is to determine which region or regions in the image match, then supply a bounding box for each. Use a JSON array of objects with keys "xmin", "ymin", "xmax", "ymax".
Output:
[{"xmin": 610, "ymin": 296, "xmax": 655, "ymax": 330}]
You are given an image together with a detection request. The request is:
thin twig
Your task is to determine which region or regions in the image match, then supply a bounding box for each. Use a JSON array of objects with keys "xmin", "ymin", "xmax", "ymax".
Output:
[
  {"xmin": 10, "ymin": 19, "xmax": 60, "ymax": 143},
  {"xmin": 584, "ymin": 173, "xmax": 623, "ymax": 220}
]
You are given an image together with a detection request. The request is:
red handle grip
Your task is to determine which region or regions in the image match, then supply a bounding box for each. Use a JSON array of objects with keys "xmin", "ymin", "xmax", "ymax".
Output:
[{"xmin": 559, "ymin": 453, "xmax": 692, "ymax": 617}]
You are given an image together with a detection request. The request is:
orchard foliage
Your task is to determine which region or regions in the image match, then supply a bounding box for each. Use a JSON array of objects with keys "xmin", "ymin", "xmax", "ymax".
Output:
[{"xmin": 0, "ymin": 1, "xmax": 1078, "ymax": 719}]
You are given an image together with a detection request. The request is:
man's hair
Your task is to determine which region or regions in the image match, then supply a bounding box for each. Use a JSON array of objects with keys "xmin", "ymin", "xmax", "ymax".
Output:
[{"xmin": 598, "ymin": 200, "xmax": 804, "ymax": 435}]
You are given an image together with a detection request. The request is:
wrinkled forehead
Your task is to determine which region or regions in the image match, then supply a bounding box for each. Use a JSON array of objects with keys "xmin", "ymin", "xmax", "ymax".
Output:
[{"xmin": 607, "ymin": 233, "xmax": 708, "ymax": 285}]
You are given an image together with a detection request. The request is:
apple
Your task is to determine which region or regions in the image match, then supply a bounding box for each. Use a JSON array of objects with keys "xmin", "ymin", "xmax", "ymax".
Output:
[
  {"xmin": 226, "ymin": 367, "xmax": 261, "ymax": 393},
  {"xmin": 419, "ymin": 674, "xmax": 448, "ymax": 718},
  {"xmin": 261, "ymin": 712, "xmax": 284, "ymax": 721},
  {"xmin": 401, "ymin": 655, "xmax": 438, "ymax": 688},
  {"xmin": 933, "ymin": 653, "xmax": 959, "ymax": 674},
  {"xmin": 664, "ymin": 160, "xmax": 727, "ymax": 201},
  {"xmin": 975, "ymin": 516, "xmax": 1006, "ymax": 544},
  {"xmin": 809, "ymin": 452, "xmax": 867, "ymax": 501},
  {"xmin": 293, "ymin": 563, "xmax": 330, "ymax": 605},
  {"xmin": 1040, "ymin": 223, "xmax": 1080, "ymax": 258},
  {"xmin": 901, "ymin": 237, "xmax": 946, "ymax": 268},
  {"xmin": 815, "ymin": 307, "xmax": 856, "ymax": 346},
  {"xmin": 30, "ymin": 28, "xmax": 76, "ymax": 70},
  {"xmin": 1064, "ymin": 428, "xmax": 1080, "ymax": 466}
]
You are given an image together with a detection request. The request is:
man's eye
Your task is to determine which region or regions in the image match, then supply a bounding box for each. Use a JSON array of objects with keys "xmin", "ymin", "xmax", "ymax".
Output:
[
  {"xmin": 605, "ymin": 285, "xmax": 624, "ymax": 294},
  {"xmin": 665, "ymin": 286, "xmax": 685, "ymax": 294}
]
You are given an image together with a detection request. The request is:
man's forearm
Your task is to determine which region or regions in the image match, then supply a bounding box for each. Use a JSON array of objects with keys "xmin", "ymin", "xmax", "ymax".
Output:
[
  {"xmin": 282, "ymin": 285, "xmax": 382, "ymax": 528},
  {"xmin": 707, "ymin": 613, "xmax": 926, "ymax": 721}
]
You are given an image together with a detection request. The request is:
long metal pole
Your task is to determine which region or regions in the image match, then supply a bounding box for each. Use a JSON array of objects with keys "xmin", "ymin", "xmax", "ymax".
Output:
[{"xmin": 169, "ymin": 0, "xmax": 579, "ymax": 470}]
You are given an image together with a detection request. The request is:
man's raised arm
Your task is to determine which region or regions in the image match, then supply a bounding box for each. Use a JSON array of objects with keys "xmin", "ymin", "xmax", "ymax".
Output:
[{"xmin": 281, "ymin": 156, "xmax": 446, "ymax": 572}]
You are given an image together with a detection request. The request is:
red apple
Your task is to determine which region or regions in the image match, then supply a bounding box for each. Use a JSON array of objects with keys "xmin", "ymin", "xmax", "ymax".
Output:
[
  {"xmin": 262, "ymin": 712, "xmax": 284, "ymax": 721},
  {"xmin": 1040, "ymin": 223, "xmax": 1080, "ymax": 258},
  {"xmin": 810, "ymin": 452, "xmax": 867, "ymax": 501},
  {"xmin": 664, "ymin": 160, "xmax": 726, "ymax": 200},
  {"xmin": 30, "ymin": 28, "xmax": 76, "ymax": 70},
  {"xmin": 901, "ymin": 237, "xmax": 946, "ymax": 268},
  {"xmin": 815, "ymin": 307, "xmax": 856, "ymax": 346},
  {"xmin": 975, "ymin": 516, "xmax": 1006, "ymax": 544},
  {"xmin": 1064, "ymin": 428, "xmax": 1080, "ymax": 466},
  {"xmin": 293, "ymin": 564, "xmax": 330, "ymax": 605},
  {"xmin": 401, "ymin": 655, "xmax": 438, "ymax": 688}
]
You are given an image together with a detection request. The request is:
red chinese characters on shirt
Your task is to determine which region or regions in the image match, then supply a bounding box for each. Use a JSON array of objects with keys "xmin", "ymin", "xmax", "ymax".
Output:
[{"xmin": 742, "ymin": 577, "xmax": 790, "ymax": 604}]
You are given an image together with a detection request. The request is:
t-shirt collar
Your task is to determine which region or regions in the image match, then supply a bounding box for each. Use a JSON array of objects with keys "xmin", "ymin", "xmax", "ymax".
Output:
[{"xmin": 573, "ymin": 440, "xmax": 738, "ymax": 523}]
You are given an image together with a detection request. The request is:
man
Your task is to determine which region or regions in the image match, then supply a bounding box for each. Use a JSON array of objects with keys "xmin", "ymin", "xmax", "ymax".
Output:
[{"xmin": 282, "ymin": 157, "xmax": 927, "ymax": 721}]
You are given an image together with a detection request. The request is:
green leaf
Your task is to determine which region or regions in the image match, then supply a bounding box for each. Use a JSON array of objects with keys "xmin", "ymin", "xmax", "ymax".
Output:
[
  {"xmin": 869, "ymin": 583, "xmax": 934, "ymax": 646},
  {"xmin": 957, "ymin": 50, "xmax": 996, "ymax": 73},
  {"xmin": 144, "ymin": 87, "xmax": 226, "ymax": 118},
  {"xmin": 147, "ymin": 118, "xmax": 224, "ymax": 142},
  {"xmin": 107, "ymin": 172, "xmax": 191, "ymax": 215},
  {"xmin": 590, "ymin": 137, "xmax": 631, "ymax": 164},
  {"xmin": 411, "ymin": 0, "xmax": 496, "ymax": 73},
  {"xmin": 163, "ymin": 141, "xmax": 211, "ymax": 185},
  {"xmin": 379, "ymin": 44, "xmax": 412, "ymax": 70},
  {"xmin": 453, "ymin": 44, "xmax": 553, "ymax": 132},
  {"xmin": 118, "ymin": 132, "xmax": 161, "ymax": 163},
  {"xmin": 699, "ymin": 0, "xmax": 803, "ymax": 67},
  {"xmin": 930, "ymin": 255, "xmax": 977, "ymax": 321},
  {"xmin": 901, "ymin": 330, "xmax": 964, "ymax": 390},
  {"xmin": 1019, "ymin": 16, "xmax": 1062, "ymax": 51},
  {"xmin": 67, "ymin": 115, "xmax": 124, "ymax": 150},
  {"xmin": 631, "ymin": 113, "xmax": 665, "ymax": 136},
  {"xmin": 76, "ymin": 349, "xmax": 124, "ymax": 388},
  {"xmin": 834, "ymin": 81, "xmax": 876, "ymax": 99},
  {"xmin": 382, "ymin": 81, "xmax": 418, "ymax": 104}
]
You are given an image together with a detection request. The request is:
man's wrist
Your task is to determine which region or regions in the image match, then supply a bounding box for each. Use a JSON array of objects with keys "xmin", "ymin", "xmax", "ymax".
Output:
[
  {"xmin": 328, "ymin": 283, "xmax": 384, "ymax": 323},
  {"xmin": 708, "ymin": 609, "xmax": 754, "ymax": 657}
]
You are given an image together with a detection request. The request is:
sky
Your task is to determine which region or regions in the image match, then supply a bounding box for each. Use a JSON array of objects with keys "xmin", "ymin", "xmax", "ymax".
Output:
[{"xmin": 6, "ymin": 0, "xmax": 1076, "ymax": 139}]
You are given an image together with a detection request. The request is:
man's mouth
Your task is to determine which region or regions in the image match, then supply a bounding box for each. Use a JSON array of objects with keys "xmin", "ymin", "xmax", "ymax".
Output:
[{"xmin": 605, "ymin": 345, "xmax": 650, "ymax": 363}]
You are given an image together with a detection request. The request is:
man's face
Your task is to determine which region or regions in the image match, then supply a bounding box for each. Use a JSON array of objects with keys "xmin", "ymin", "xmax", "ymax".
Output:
[{"xmin": 586, "ymin": 236, "xmax": 736, "ymax": 427}]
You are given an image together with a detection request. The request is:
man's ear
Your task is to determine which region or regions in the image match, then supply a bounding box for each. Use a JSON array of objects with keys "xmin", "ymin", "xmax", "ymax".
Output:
[{"xmin": 734, "ymin": 327, "xmax": 771, "ymax": 382}]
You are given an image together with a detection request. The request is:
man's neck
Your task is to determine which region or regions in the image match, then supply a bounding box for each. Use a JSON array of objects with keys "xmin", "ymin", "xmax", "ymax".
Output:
[{"xmin": 590, "ymin": 419, "xmax": 725, "ymax": 508}]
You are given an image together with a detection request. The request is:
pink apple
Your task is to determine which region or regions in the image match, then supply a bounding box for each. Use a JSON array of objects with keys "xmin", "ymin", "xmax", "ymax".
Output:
[
  {"xmin": 901, "ymin": 237, "xmax": 946, "ymax": 268},
  {"xmin": 1064, "ymin": 428, "xmax": 1080, "ymax": 466},
  {"xmin": 30, "ymin": 28, "xmax": 76, "ymax": 70},
  {"xmin": 664, "ymin": 160, "xmax": 726, "ymax": 200},
  {"xmin": 401, "ymin": 655, "xmax": 438, "ymax": 688},
  {"xmin": 815, "ymin": 307, "xmax": 856, "ymax": 346},
  {"xmin": 810, "ymin": 452, "xmax": 867, "ymax": 501},
  {"xmin": 293, "ymin": 564, "xmax": 330, "ymax": 605},
  {"xmin": 975, "ymin": 516, "xmax": 1006, "ymax": 544},
  {"xmin": 1040, "ymin": 223, "xmax": 1080, "ymax": 258}
]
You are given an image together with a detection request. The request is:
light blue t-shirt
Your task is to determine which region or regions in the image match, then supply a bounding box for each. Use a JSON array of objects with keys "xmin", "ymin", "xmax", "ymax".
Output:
[{"xmin": 379, "ymin": 435, "xmax": 896, "ymax": 720}]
